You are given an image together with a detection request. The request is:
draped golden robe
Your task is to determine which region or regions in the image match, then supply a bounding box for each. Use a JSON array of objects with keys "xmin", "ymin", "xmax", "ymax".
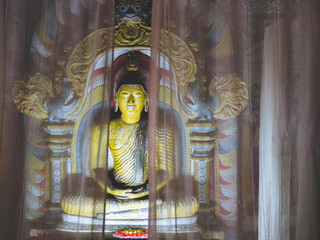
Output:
[{"xmin": 61, "ymin": 118, "xmax": 198, "ymax": 218}]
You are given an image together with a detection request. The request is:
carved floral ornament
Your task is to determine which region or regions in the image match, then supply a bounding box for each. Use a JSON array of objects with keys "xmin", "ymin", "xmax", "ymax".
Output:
[
  {"xmin": 12, "ymin": 73, "xmax": 54, "ymax": 120},
  {"xmin": 12, "ymin": 21, "xmax": 248, "ymax": 121},
  {"xmin": 211, "ymin": 74, "xmax": 249, "ymax": 119}
]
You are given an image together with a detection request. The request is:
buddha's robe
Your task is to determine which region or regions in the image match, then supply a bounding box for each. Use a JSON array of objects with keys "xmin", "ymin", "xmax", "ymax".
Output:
[
  {"xmin": 61, "ymin": 118, "xmax": 199, "ymax": 218},
  {"xmin": 90, "ymin": 118, "xmax": 175, "ymax": 197},
  {"xmin": 110, "ymin": 119, "xmax": 149, "ymax": 188}
]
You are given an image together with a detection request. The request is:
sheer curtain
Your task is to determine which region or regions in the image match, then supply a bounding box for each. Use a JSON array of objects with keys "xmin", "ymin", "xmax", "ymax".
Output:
[
  {"xmin": 258, "ymin": 0, "xmax": 320, "ymax": 239},
  {"xmin": 0, "ymin": 0, "xmax": 319, "ymax": 240}
]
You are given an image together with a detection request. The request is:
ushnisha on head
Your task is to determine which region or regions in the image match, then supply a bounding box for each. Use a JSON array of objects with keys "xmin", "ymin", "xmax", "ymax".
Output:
[{"xmin": 115, "ymin": 73, "xmax": 148, "ymax": 124}]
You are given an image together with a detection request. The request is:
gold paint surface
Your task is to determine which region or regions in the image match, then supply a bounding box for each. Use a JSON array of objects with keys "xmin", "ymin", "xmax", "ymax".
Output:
[
  {"xmin": 114, "ymin": 22, "xmax": 151, "ymax": 47},
  {"xmin": 66, "ymin": 28, "xmax": 113, "ymax": 96},
  {"xmin": 12, "ymin": 73, "xmax": 53, "ymax": 120},
  {"xmin": 116, "ymin": 85, "xmax": 147, "ymax": 124},
  {"xmin": 210, "ymin": 74, "xmax": 249, "ymax": 119}
]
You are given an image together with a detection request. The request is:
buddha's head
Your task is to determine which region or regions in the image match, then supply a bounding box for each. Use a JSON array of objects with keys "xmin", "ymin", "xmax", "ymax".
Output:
[{"xmin": 115, "ymin": 74, "xmax": 147, "ymax": 124}]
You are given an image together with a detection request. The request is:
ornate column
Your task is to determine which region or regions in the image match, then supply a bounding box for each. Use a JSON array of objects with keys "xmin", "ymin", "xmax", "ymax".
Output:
[
  {"xmin": 44, "ymin": 123, "xmax": 74, "ymax": 206},
  {"xmin": 187, "ymin": 121, "xmax": 216, "ymax": 206}
]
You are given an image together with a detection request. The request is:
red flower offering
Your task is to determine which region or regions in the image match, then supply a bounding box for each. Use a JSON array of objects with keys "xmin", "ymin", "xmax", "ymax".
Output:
[{"xmin": 113, "ymin": 229, "xmax": 148, "ymax": 239}]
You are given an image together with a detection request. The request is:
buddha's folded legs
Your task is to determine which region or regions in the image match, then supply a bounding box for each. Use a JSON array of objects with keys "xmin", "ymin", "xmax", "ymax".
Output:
[
  {"xmin": 61, "ymin": 193, "xmax": 199, "ymax": 219},
  {"xmin": 61, "ymin": 193, "xmax": 149, "ymax": 218}
]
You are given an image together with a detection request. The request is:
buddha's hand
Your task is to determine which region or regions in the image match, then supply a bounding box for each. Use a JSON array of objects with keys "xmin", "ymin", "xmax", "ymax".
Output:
[
  {"xmin": 132, "ymin": 184, "xmax": 148, "ymax": 194},
  {"xmin": 115, "ymin": 185, "xmax": 149, "ymax": 199},
  {"xmin": 112, "ymin": 188, "xmax": 134, "ymax": 199}
]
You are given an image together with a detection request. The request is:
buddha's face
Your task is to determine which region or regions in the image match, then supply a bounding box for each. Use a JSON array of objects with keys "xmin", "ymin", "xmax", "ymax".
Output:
[{"xmin": 116, "ymin": 85, "xmax": 146, "ymax": 117}]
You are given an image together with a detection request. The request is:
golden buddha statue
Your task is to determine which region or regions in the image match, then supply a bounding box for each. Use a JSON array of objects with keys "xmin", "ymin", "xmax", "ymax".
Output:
[{"xmin": 61, "ymin": 54, "xmax": 198, "ymax": 220}]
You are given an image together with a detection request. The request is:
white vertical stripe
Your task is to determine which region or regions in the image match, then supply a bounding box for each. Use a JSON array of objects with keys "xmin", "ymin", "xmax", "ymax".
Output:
[{"xmin": 259, "ymin": 24, "xmax": 290, "ymax": 240}]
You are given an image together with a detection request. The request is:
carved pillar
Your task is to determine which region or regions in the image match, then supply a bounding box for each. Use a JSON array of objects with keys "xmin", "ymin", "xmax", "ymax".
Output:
[
  {"xmin": 44, "ymin": 123, "xmax": 74, "ymax": 206},
  {"xmin": 187, "ymin": 121, "xmax": 215, "ymax": 206}
]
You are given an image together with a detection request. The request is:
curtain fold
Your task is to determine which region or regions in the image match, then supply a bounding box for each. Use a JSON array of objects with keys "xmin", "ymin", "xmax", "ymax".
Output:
[
  {"xmin": 295, "ymin": 0, "xmax": 320, "ymax": 239},
  {"xmin": 0, "ymin": 1, "xmax": 38, "ymax": 239}
]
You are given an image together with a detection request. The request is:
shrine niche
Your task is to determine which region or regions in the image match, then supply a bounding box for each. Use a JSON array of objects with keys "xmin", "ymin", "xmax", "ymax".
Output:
[{"xmin": 12, "ymin": 0, "xmax": 248, "ymax": 239}]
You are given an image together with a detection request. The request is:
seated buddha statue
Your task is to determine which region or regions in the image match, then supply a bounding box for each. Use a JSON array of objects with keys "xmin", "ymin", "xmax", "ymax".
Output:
[{"xmin": 61, "ymin": 54, "xmax": 199, "ymax": 220}]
